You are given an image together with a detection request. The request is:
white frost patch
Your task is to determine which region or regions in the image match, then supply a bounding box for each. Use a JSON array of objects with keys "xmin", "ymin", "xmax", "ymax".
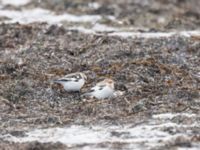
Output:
[
  {"xmin": 4, "ymin": 126, "xmax": 109, "ymax": 146},
  {"xmin": 0, "ymin": 7, "xmax": 199, "ymax": 39},
  {"xmin": 0, "ymin": 0, "xmax": 30, "ymax": 6},
  {"xmin": 69, "ymin": 26, "xmax": 96, "ymax": 34},
  {"xmin": 0, "ymin": 8, "xmax": 102, "ymax": 24},
  {"xmin": 109, "ymin": 31, "xmax": 173, "ymax": 38},
  {"xmin": 69, "ymin": 24, "xmax": 119, "ymax": 34},
  {"xmin": 2, "ymin": 113, "xmax": 200, "ymax": 149},
  {"xmin": 2, "ymin": 124, "xmax": 181, "ymax": 146},
  {"xmin": 68, "ymin": 26, "xmax": 200, "ymax": 39},
  {"xmin": 108, "ymin": 31, "xmax": 200, "ymax": 38},
  {"xmin": 153, "ymin": 113, "xmax": 197, "ymax": 119},
  {"xmin": 68, "ymin": 26, "xmax": 200, "ymax": 38},
  {"xmin": 92, "ymin": 24, "xmax": 118, "ymax": 32}
]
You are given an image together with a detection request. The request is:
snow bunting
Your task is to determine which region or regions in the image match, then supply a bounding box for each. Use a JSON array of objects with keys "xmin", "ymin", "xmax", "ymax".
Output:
[
  {"xmin": 83, "ymin": 78, "xmax": 115, "ymax": 99},
  {"xmin": 53, "ymin": 72, "xmax": 87, "ymax": 92}
]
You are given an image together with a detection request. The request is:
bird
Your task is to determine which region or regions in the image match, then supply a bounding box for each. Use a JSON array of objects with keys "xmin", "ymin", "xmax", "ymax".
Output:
[
  {"xmin": 83, "ymin": 78, "xmax": 115, "ymax": 99},
  {"xmin": 53, "ymin": 72, "xmax": 87, "ymax": 92}
]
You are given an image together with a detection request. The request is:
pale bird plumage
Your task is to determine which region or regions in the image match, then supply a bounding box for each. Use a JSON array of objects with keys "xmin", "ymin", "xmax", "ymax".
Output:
[
  {"xmin": 53, "ymin": 72, "xmax": 87, "ymax": 92},
  {"xmin": 83, "ymin": 78, "xmax": 115, "ymax": 99}
]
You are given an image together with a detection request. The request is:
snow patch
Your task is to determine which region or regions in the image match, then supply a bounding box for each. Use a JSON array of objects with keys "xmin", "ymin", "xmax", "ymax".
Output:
[
  {"xmin": 153, "ymin": 113, "xmax": 197, "ymax": 119},
  {"xmin": 67, "ymin": 26, "xmax": 200, "ymax": 38},
  {"xmin": 69, "ymin": 24, "xmax": 118, "ymax": 34},
  {"xmin": 108, "ymin": 31, "xmax": 200, "ymax": 38},
  {"xmin": 0, "ymin": 8, "xmax": 102, "ymax": 24},
  {"xmin": 68, "ymin": 26, "xmax": 200, "ymax": 38},
  {"xmin": 2, "ymin": 113, "xmax": 200, "ymax": 149},
  {"xmin": 0, "ymin": 7, "xmax": 199, "ymax": 39},
  {"xmin": 0, "ymin": 0, "xmax": 30, "ymax": 6}
]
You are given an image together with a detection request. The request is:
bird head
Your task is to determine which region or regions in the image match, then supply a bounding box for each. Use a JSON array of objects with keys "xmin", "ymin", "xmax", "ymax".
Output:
[{"xmin": 104, "ymin": 78, "xmax": 114, "ymax": 89}]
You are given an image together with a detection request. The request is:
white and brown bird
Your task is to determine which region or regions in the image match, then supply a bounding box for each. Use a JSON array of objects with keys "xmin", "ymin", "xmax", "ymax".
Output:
[
  {"xmin": 53, "ymin": 72, "xmax": 87, "ymax": 92},
  {"xmin": 83, "ymin": 78, "xmax": 115, "ymax": 99}
]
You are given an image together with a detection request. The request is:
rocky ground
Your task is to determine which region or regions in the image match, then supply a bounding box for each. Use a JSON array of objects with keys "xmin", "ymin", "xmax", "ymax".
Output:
[{"xmin": 0, "ymin": 0, "xmax": 200, "ymax": 149}]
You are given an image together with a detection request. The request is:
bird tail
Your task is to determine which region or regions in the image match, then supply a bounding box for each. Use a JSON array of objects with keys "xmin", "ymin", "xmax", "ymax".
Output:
[{"xmin": 53, "ymin": 80, "xmax": 62, "ymax": 84}]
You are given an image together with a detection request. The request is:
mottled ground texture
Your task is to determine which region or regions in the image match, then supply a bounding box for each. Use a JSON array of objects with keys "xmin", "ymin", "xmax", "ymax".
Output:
[{"xmin": 0, "ymin": 0, "xmax": 200, "ymax": 149}]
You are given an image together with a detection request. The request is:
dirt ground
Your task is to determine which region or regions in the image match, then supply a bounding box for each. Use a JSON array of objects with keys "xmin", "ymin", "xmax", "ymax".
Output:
[{"xmin": 0, "ymin": 0, "xmax": 200, "ymax": 149}]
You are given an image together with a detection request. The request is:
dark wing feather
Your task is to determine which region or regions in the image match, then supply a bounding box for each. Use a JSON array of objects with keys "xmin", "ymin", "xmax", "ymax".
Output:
[
  {"xmin": 98, "ymin": 85, "xmax": 106, "ymax": 90},
  {"xmin": 65, "ymin": 74, "xmax": 81, "ymax": 79},
  {"xmin": 55, "ymin": 74, "xmax": 81, "ymax": 83},
  {"xmin": 87, "ymin": 89, "xmax": 95, "ymax": 93},
  {"xmin": 53, "ymin": 79, "xmax": 71, "ymax": 83},
  {"xmin": 56, "ymin": 79, "xmax": 71, "ymax": 82},
  {"xmin": 83, "ymin": 85, "xmax": 106, "ymax": 97},
  {"xmin": 87, "ymin": 85, "xmax": 105, "ymax": 93},
  {"xmin": 74, "ymin": 79, "xmax": 80, "ymax": 82}
]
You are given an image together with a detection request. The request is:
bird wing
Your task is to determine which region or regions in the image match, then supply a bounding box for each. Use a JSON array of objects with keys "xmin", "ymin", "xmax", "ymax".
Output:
[
  {"xmin": 65, "ymin": 73, "xmax": 81, "ymax": 79},
  {"xmin": 64, "ymin": 73, "xmax": 81, "ymax": 82},
  {"xmin": 82, "ymin": 84, "xmax": 106, "ymax": 97},
  {"xmin": 97, "ymin": 85, "xmax": 106, "ymax": 90},
  {"xmin": 54, "ymin": 73, "xmax": 82, "ymax": 83},
  {"xmin": 87, "ymin": 84, "xmax": 106, "ymax": 93},
  {"xmin": 54, "ymin": 77, "xmax": 77, "ymax": 83}
]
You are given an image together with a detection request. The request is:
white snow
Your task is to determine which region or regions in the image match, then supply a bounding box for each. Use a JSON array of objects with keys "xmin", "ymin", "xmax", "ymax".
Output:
[
  {"xmin": 69, "ymin": 24, "xmax": 118, "ymax": 34},
  {"xmin": 153, "ymin": 113, "xmax": 197, "ymax": 119},
  {"xmin": 0, "ymin": 8, "xmax": 102, "ymax": 24},
  {"xmin": 2, "ymin": 113, "xmax": 200, "ymax": 149},
  {"xmin": 0, "ymin": 0, "xmax": 30, "ymax": 6},
  {"xmin": 108, "ymin": 31, "xmax": 200, "ymax": 38},
  {"xmin": 0, "ymin": 7, "xmax": 199, "ymax": 39},
  {"xmin": 68, "ymin": 26, "xmax": 200, "ymax": 38},
  {"xmin": 92, "ymin": 24, "xmax": 118, "ymax": 32}
]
